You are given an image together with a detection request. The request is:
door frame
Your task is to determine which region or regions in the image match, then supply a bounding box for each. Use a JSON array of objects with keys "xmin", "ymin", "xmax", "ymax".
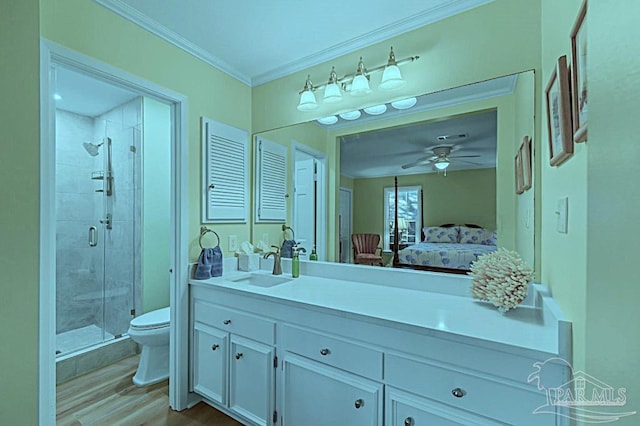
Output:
[
  {"xmin": 39, "ymin": 39, "xmax": 190, "ymax": 424},
  {"xmin": 291, "ymin": 142, "xmax": 327, "ymax": 261},
  {"xmin": 339, "ymin": 187, "xmax": 353, "ymax": 263}
]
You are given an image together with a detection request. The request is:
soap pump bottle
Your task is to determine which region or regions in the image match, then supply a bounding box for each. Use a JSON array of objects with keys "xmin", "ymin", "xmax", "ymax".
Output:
[
  {"xmin": 309, "ymin": 245, "xmax": 318, "ymax": 261},
  {"xmin": 291, "ymin": 245, "xmax": 306, "ymax": 278}
]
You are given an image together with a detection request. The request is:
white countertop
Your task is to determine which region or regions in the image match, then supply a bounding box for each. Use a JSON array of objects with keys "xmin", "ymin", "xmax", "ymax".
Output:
[{"xmin": 190, "ymin": 261, "xmax": 570, "ymax": 358}]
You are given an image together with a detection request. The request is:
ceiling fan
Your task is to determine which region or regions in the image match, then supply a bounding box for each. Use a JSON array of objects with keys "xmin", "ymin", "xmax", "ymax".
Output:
[{"xmin": 401, "ymin": 145, "xmax": 480, "ymax": 170}]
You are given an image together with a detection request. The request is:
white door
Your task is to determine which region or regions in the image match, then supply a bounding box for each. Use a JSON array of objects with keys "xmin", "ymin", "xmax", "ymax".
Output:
[
  {"xmin": 192, "ymin": 323, "xmax": 228, "ymax": 406},
  {"xmin": 294, "ymin": 152, "xmax": 315, "ymax": 256},
  {"xmin": 281, "ymin": 353, "xmax": 383, "ymax": 426},
  {"xmin": 339, "ymin": 188, "xmax": 352, "ymax": 263}
]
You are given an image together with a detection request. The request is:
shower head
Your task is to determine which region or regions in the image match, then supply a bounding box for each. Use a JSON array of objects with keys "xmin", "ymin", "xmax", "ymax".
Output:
[{"xmin": 82, "ymin": 141, "xmax": 103, "ymax": 156}]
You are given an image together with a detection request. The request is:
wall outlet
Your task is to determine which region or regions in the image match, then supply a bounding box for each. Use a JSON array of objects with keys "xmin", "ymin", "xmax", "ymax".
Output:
[
  {"xmin": 262, "ymin": 233, "xmax": 269, "ymax": 245},
  {"xmin": 228, "ymin": 235, "xmax": 238, "ymax": 252}
]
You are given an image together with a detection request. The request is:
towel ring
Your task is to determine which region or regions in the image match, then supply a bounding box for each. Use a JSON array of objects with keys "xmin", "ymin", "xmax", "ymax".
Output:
[
  {"xmin": 282, "ymin": 224, "xmax": 295, "ymax": 241},
  {"xmin": 199, "ymin": 226, "xmax": 220, "ymax": 249}
]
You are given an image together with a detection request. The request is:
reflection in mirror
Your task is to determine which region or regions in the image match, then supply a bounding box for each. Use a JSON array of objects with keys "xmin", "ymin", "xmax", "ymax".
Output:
[{"xmin": 253, "ymin": 71, "xmax": 535, "ymax": 273}]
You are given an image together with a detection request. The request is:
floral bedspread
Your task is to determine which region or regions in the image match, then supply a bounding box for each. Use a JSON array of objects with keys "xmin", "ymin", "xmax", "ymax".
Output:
[{"xmin": 398, "ymin": 242, "xmax": 497, "ymax": 270}]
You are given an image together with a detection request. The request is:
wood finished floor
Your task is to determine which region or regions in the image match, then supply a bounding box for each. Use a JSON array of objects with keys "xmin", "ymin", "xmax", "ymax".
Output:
[{"xmin": 57, "ymin": 355, "xmax": 242, "ymax": 426}]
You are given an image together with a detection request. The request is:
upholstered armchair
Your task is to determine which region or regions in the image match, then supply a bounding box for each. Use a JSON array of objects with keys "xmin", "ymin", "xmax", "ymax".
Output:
[{"xmin": 351, "ymin": 233, "xmax": 384, "ymax": 266}]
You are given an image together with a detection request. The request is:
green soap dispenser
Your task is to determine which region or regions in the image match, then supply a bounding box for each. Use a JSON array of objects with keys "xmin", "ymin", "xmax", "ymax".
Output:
[{"xmin": 291, "ymin": 245, "xmax": 306, "ymax": 278}]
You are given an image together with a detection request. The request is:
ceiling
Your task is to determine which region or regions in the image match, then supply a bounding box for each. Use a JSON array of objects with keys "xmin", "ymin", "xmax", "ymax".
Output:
[{"xmin": 95, "ymin": 0, "xmax": 493, "ymax": 86}]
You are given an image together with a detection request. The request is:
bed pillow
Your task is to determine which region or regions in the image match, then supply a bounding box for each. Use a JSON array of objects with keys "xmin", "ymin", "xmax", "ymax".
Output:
[
  {"xmin": 458, "ymin": 226, "xmax": 489, "ymax": 244},
  {"xmin": 482, "ymin": 230, "xmax": 498, "ymax": 246},
  {"xmin": 423, "ymin": 226, "xmax": 459, "ymax": 243}
]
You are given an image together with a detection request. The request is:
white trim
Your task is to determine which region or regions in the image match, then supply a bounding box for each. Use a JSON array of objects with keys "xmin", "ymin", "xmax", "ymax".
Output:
[
  {"xmin": 38, "ymin": 39, "xmax": 191, "ymax": 422},
  {"xmin": 38, "ymin": 40, "xmax": 56, "ymax": 426},
  {"xmin": 93, "ymin": 0, "xmax": 251, "ymax": 86},
  {"xmin": 338, "ymin": 187, "xmax": 353, "ymax": 264},
  {"xmin": 252, "ymin": 0, "xmax": 494, "ymax": 85},
  {"xmin": 292, "ymin": 142, "xmax": 328, "ymax": 261},
  {"xmin": 94, "ymin": 0, "xmax": 492, "ymax": 87}
]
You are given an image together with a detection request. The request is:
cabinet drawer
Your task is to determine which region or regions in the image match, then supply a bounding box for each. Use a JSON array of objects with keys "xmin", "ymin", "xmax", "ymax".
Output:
[
  {"xmin": 281, "ymin": 324, "xmax": 383, "ymax": 380},
  {"xmin": 385, "ymin": 354, "xmax": 553, "ymax": 426},
  {"xmin": 194, "ymin": 301, "xmax": 275, "ymax": 345}
]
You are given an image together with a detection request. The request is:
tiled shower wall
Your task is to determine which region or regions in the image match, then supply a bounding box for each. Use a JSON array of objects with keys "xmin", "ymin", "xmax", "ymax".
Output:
[{"xmin": 55, "ymin": 97, "xmax": 142, "ymax": 349}]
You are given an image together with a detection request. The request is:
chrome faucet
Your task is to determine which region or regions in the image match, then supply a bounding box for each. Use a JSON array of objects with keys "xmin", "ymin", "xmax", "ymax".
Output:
[{"xmin": 264, "ymin": 245, "xmax": 282, "ymax": 275}]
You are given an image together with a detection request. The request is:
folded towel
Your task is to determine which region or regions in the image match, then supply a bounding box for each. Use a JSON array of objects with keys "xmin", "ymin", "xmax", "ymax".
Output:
[
  {"xmin": 281, "ymin": 239, "xmax": 296, "ymax": 258},
  {"xmin": 194, "ymin": 248, "xmax": 214, "ymax": 279},
  {"xmin": 211, "ymin": 245, "xmax": 223, "ymax": 277}
]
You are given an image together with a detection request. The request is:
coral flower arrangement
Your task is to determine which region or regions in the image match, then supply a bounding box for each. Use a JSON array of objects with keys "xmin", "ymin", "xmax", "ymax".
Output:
[{"xmin": 469, "ymin": 248, "xmax": 534, "ymax": 313}]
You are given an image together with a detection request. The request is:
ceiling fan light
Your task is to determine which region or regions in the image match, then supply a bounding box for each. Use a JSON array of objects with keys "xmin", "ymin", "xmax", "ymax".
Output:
[
  {"xmin": 317, "ymin": 115, "xmax": 338, "ymax": 125},
  {"xmin": 379, "ymin": 65, "xmax": 405, "ymax": 90},
  {"xmin": 434, "ymin": 160, "xmax": 450, "ymax": 170},
  {"xmin": 339, "ymin": 110, "xmax": 361, "ymax": 121},
  {"xmin": 363, "ymin": 104, "xmax": 387, "ymax": 115},
  {"xmin": 391, "ymin": 97, "xmax": 417, "ymax": 110}
]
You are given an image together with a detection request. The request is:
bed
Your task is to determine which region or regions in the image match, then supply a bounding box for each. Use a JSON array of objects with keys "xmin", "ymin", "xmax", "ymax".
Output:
[{"xmin": 390, "ymin": 177, "xmax": 497, "ymax": 274}]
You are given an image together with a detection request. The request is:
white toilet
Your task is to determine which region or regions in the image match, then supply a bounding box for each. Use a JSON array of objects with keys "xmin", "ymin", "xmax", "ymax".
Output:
[{"xmin": 127, "ymin": 307, "xmax": 170, "ymax": 386}]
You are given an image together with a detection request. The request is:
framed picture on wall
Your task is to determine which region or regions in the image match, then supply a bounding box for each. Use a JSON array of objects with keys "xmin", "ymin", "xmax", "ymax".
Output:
[
  {"xmin": 545, "ymin": 55, "xmax": 574, "ymax": 166},
  {"xmin": 515, "ymin": 150, "xmax": 524, "ymax": 195},
  {"xmin": 571, "ymin": 0, "xmax": 588, "ymax": 142},
  {"xmin": 521, "ymin": 136, "xmax": 532, "ymax": 191}
]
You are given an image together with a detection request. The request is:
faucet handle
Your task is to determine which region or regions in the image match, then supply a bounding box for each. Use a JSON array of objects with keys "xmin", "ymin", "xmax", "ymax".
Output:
[{"xmin": 270, "ymin": 245, "xmax": 280, "ymax": 254}]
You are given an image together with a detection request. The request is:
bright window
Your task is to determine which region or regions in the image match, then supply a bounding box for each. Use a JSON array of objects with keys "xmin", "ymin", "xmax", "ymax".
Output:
[{"xmin": 383, "ymin": 186, "xmax": 421, "ymax": 251}]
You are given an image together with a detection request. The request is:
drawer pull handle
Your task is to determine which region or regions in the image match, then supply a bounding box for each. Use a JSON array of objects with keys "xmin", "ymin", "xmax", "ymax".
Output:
[
  {"xmin": 451, "ymin": 387, "xmax": 466, "ymax": 398},
  {"xmin": 211, "ymin": 344, "xmax": 219, "ymax": 351},
  {"xmin": 320, "ymin": 348, "xmax": 331, "ymax": 356},
  {"xmin": 404, "ymin": 417, "xmax": 414, "ymax": 426},
  {"xmin": 223, "ymin": 319, "xmax": 232, "ymax": 325},
  {"xmin": 354, "ymin": 399, "xmax": 364, "ymax": 409},
  {"xmin": 235, "ymin": 352, "xmax": 243, "ymax": 360}
]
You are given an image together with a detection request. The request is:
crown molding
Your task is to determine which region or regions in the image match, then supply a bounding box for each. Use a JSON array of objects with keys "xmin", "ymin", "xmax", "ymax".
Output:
[
  {"xmin": 252, "ymin": 0, "xmax": 494, "ymax": 86},
  {"xmin": 93, "ymin": 0, "xmax": 252, "ymax": 86}
]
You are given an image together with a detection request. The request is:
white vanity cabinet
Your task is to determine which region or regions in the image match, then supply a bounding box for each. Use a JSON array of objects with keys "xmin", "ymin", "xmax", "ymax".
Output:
[
  {"xmin": 191, "ymin": 299, "xmax": 276, "ymax": 426},
  {"xmin": 189, "ymin": 272, "xmax": 570, "ymax": 426}
]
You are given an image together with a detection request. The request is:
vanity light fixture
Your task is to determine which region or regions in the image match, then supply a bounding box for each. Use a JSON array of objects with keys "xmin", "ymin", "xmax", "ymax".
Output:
[
  {"xmin": 391, "ymin": 97, "xmax": 417, "ymax": 110},
  {"xmin": 363, "ymin": 104, "xmax": 387, "ymax": 115},
  {"xmin": 316, "ymin": 115, "xmax": 338, "ymax": 125},
  {"xmin": 323, "ymin": 67, "xmax": 342, "ymax": 103},
  {"xmin": 297, "ymin": 75, "xmax": 318, "ymax": 111},
  {"xmin": 339, "ymin": 110, "xmax": 361, "ymax": 121},
  {"xmin": 379, "ymin": 47, "xmax": 406, "ymax": 90},
  {"xmin": 296, "ymin": 47, "xmax": 419, "ymax": 112}
]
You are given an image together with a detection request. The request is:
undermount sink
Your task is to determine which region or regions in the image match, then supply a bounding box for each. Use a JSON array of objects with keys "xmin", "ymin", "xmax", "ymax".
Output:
[{"xmin": 231, "ymin": 273, "xmax": 293, "ymax": 288}]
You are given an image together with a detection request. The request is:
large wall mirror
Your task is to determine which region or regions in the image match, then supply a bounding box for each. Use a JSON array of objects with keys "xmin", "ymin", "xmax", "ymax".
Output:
[{"xmin": 253, "ymin": 70, "xmax": 535, "ymax": 273}]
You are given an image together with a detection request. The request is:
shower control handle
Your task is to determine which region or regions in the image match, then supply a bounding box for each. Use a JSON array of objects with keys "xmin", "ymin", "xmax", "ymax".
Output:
[
  {"xmin": 100, "ymin": 213, "xmax": 112, "ymax": 230},
  {"xmin": 88, "ymin": 226, "xmax": 98, "ymax": 247}
]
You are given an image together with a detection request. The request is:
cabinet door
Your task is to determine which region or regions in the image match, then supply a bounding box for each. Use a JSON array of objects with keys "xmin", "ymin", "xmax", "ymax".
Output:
[
  {"xmin": 281, "ymin": 352, "xmax": 383, "ymax": 426},
  {"xmin": 229, "ymin": 335, "xmax": 275, "ymax": 426},
  {"xmin": 193, "ymin": 323, "xmax": 228, "ymax": 406},
  {"xmin": 385, "ymin": 387, "xmax": 505, "ymax": 426}
]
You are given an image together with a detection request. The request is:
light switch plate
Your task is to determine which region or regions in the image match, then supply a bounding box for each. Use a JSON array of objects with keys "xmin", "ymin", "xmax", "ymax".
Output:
[
  {"xmin": 229, "ymin": 235, "xmax": 238, "ymax": 252},
  {"xmin": 556, "ymin": 197, "xmax": 568, "ymax": 233}
]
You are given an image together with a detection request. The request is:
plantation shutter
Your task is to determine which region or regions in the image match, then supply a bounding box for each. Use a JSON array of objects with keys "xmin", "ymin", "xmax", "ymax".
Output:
[
  {"xmin": 255, "ymin": 136, "xmax": 287, "ymax": 222},
  {"xmin": 202, "ymin": 117, "xmax": 249, "ymax": 223}
]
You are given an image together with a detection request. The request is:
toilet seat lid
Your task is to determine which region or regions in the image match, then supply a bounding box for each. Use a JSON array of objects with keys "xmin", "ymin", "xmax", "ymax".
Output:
[{"xmin": 130, "ymin": 307, "xmax": 170, "ymax": 330}]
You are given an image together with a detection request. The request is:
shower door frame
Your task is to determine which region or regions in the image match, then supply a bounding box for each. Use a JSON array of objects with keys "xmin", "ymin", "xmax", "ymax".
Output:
[{"xmin": 39, "ymin": 40, "xmax": 190, "ymax": 424}]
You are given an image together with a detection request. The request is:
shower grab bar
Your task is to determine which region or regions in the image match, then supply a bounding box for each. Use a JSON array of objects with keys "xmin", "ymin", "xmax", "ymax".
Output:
[{"xmin": 88, "ymin": 226, "xmax": 98, "ymax": 247}]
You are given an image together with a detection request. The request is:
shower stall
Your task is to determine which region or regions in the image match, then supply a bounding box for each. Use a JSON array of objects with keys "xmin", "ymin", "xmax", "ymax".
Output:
[{"xmin": 55, "ymin": 99, "xmax": 142, "ymax": 361}]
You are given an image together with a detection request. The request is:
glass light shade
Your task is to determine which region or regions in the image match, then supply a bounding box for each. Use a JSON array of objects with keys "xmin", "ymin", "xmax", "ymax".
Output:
[
  {"xmin": 379, "ymin": 65, "xmax": 405, "ymax": 90},
  {"xmin": 317, "ymin": 116, "xmax": 338, "ymax": 125},
  {"xmin": 391, "ymin": 97, "xmax": 417, "ymax": 110},
  {"xmin": 338, "ymin": 110, "xmax": 361, "ymax": 121},
  {"xmin": 363, "ymin": 104, "xmax": 387, "ymax": 115},
  {"xmin": 434, "ymin": 160, "xmax": 450, "ymax": 170},
  {"xmin": 297, "ymin": 90, "xmax": 318, "ymax": 111},
  {"xmin": 350, "ymin": 75, "xmax": 371, "ymax": 96},
  {"xmin": 323, "ymin": 83, "xmax": 342, "ymax": 103}
]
